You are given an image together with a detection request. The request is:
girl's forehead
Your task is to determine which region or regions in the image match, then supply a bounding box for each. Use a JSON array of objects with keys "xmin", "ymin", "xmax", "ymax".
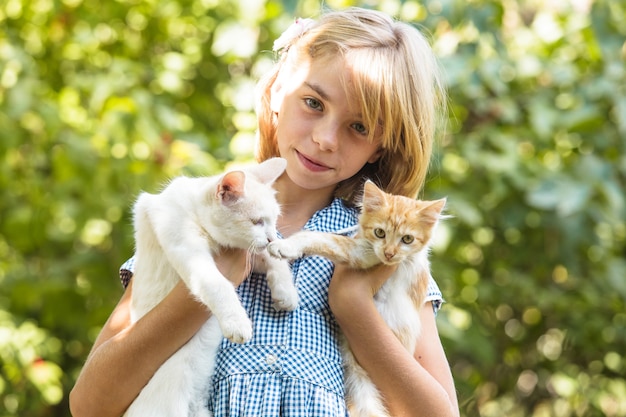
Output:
[
  {"xmin": 287, "ymin": 54, "xmax": 352, "ymax": 92},
  {"xmin": 307, "ymin": 57, "xmax": 363, "ymax": 108}
]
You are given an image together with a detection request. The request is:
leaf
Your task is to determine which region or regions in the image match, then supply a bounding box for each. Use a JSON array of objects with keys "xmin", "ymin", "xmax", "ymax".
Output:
[{"xmin": 526, "ymin": 176, "xmax": 592, "ymax": 216}]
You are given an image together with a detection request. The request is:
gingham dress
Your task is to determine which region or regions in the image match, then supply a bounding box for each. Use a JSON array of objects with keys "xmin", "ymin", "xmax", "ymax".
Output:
[{"xmin": 120, "ymin": 198, "xmax": 443, "ymax": 416}]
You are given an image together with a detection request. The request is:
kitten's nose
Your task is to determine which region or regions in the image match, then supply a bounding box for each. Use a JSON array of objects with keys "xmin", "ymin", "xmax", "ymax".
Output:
[{"xmin": 385, "ymin": 251, "xmax": 395, "ymax": 260}]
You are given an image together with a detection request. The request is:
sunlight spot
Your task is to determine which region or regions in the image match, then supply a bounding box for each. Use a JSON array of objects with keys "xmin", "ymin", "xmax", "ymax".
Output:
[
  {"xmin": 522, "ymin": 307, "xmax": 542, "ymax": 325},
  {"xmin": 517, "ymin": 370, "xmax": 538, "ymax": 396},
  {"xmin": 532, "ymin": 12, "xmax": 563, "ymax": 43},
  {"xmin": 604, "ymin": 351, "xmax": 622, "ymax": 373},
  {"xmin": 537, "ymin": 328, "xmax": 565, "ymax": 360},
  {"xmin": 447, "ymin": 305, "xmax": 472, "ymax": 330},
  {"xmin": 132, "ymin": 141, "xmax": 150, "ymax": 160},
  {"xmin": 495, "ymin": 304, "xmax": 513, "ymax": 322},
  {"xmin": 80, "ymin": 219, "xmax": 112, "ymax": 246},
  {"xmin": 111, "ymin": 143, "xmax": 127, "ymax": 159},
  {"xmin": 552, "ymin": 265, "xmax": 569, "ymax": 283}
]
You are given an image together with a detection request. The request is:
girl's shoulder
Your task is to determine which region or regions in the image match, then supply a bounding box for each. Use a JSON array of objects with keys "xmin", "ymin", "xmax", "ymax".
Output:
[{"xmin": 305, "ymin": 198, "xmax": 359, "ymax": 234}]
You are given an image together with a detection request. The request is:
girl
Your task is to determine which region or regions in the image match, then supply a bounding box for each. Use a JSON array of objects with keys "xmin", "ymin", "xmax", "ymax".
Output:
[{"xmin": 70, "ymin": 7, "xmax": 459, "ymax": 417}]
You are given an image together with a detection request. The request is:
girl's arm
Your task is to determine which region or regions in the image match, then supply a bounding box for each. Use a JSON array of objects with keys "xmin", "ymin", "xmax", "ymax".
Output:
[
  {"xmin": 69, "ymin": 248, "xmax": 249, "ymax": 417},
  {"xmin": 329, "ymin": 265, "xmax": 460, "ymax": 417}
]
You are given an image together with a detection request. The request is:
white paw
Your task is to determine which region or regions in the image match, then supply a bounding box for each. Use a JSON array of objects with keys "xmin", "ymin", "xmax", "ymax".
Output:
[
  {"xmin": 267, "ymin": 241, "xmax": 303, "ymax": 260},
  {"xmin": 219, "ymin": 314, "xmax": 253, "ymax": 344},
  {"xmin": 270, "ymin": 282, "xmax": 299, "ymax": 311}
]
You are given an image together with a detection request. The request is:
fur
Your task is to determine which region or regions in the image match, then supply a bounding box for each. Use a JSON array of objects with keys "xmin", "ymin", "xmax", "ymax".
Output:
[
  {"xmin": 124, "ymin": 157, "xmax": 298, "ymax": 417},
  {"xmin": 268, "ymin": 180, "xmax": 446, "ymax": 417}
]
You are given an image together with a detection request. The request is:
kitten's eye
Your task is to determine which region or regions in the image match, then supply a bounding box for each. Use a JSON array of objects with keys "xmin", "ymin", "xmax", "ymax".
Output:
[
  {"xmin": 251, "ymin": 218, "xmax": 264, "ymax": 226},
  {"xmin": 401, "ymin": 235, "xmax": 414, "ymax": 244},
  {"xmin": 374, "ymin": 228, "xmax": 385, "ymax": 239}
]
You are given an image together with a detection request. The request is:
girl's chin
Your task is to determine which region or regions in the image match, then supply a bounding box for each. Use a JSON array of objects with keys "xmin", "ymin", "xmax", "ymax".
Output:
[{"xmin": 286, "ymin": 169, "xmax": 336, "ymax": 194}]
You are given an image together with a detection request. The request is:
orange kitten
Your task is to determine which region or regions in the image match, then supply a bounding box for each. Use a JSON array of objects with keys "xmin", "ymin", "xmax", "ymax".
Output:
[{"xmin": 268, "ymin": 180, "xmax": 446, "ymax": 417}]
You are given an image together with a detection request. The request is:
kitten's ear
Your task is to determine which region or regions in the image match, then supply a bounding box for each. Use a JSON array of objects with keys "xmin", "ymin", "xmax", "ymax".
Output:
[
  {"xmin": 420, "ymin": 198, "xmax": 447, "ymax": 225},
  {"xmin": 249, "ymin": 157, "xmax": 287, "ymax": 184},
  {"xmin": 217, "ymin": 171, "xmax": 246, "ymax": 205},
  {"xmin": 362, "ymin": 180, "xmax": 387, "ymax": 212}
]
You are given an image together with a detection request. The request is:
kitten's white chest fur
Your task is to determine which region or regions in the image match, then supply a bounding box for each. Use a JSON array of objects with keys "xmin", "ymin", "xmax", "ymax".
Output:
[
  {"xmin": 373, "ymin": 250, "xmax": 431, "ymax": 353},
  {"xmin": 124, "ymin": 158, "xmax": 298, "ymax": 417}
]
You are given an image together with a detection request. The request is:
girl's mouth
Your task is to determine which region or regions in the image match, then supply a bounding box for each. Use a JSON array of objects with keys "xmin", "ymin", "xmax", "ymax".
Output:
[{"xmin": 297, "ymin": 151, "xmax": 331, "ymax": 173}]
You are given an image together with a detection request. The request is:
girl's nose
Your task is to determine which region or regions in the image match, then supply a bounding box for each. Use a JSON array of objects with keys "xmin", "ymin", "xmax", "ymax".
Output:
[{"xmin": 312, "ymin": 120, "xmax": 339, "ymax": 152}]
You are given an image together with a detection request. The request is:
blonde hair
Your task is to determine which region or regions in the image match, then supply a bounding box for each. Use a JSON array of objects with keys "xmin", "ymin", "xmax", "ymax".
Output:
[{"xmin": 256, "ymin": 7, "xmax": 445, "ymax": 203}]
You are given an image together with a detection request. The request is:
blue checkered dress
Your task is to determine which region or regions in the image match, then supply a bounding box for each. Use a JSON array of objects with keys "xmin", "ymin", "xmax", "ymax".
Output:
[{"xmin": 120, "ymin": 198, "xmax": 443, "ymax": 416}]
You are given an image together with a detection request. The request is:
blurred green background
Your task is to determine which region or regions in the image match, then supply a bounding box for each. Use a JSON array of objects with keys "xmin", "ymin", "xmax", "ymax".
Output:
[{"xmin": 1, "ymin": 0, "xmax": 624, "ymax": 416}]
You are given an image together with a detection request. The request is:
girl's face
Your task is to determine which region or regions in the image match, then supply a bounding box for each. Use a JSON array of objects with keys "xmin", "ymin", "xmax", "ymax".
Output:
[{"xmin": 271, "ymin": 55, "xmax": 382, "ymax": 195}]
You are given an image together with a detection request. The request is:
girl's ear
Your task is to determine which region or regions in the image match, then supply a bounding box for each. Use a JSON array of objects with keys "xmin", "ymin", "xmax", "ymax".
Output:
[
  {"xmin": 367, "ymin": 147, "xmax": 383, "ymax": 164},
  {"xmin": 270, "ymin": 77, "xmax": 285, "ymax": 113}
]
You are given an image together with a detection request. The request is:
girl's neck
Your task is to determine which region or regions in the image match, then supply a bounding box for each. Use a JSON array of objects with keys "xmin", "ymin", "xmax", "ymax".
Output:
[{"xmin": 274, "ymin": 176, "xmax": 335, "ymax": 237}]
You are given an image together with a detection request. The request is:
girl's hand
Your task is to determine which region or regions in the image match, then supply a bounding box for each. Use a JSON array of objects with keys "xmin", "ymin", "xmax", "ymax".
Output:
[{"xmin": 215, "ymin": 247, "xmax": 252, "ymax": 287}]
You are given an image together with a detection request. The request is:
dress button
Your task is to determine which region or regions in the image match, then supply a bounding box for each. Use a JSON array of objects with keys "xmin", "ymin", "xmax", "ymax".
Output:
[{"xmin": 265, "ymin": 354, "xmax": 278, "ymax": 365}]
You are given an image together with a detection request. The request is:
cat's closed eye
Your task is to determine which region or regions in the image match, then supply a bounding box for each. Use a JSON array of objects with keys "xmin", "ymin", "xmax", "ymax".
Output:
[
  {"xmin": 401, "ymin": 235, "xmax": 414, "ymax": 244},
  {"xmin": 251, "ymin": 218, "xmax": 264, "ymax": 226},
  {"xmin": 374, "ymin": 228, "xmax": 385, "ymax": 238}
]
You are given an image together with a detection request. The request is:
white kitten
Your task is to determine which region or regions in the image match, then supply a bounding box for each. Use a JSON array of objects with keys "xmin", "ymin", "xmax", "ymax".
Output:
[{"xmin": 124, "ymin": 157, "xmax": 298, "ymax": 417}]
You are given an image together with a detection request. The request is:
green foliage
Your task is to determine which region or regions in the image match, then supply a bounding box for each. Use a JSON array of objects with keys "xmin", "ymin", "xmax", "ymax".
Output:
[
  {"xmin": 1, "ymin": 0, "xmax": 624, "ymax": 416},
  {"xmin": 424, "ymin": 0, "xmax": 626, "ymax": 416},
  {"xmin": 1, "ymin": 0, "xmax": 283, "ymax": 414}
]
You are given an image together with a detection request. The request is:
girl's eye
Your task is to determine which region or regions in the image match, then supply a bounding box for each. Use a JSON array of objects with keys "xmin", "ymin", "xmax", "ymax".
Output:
[
  {"xmin": 374, "ymin": 228, "xmax": 385, "ymax": 238},
  {"xmin": 351, "ymin": 122, "xmax": 368, "ymax": 136},
  {"xmin": 304, "ymin": 97, "xmax": 323, "ymax": 111},
  {"xmin": 401, "ymin": 235, "xmax": 414, "ymax": 244}
]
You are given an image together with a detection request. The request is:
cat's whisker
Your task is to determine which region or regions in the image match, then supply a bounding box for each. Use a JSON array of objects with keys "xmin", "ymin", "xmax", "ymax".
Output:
[{"xmin": 244, "ymin": 247, "xmax": 254, "ymax": 276}]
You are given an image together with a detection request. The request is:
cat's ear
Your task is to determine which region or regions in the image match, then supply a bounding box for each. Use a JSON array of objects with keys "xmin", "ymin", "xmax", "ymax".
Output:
[
  {"xmin": 249, "ymin": 158, "xmax": 287, "ymax": 184},
  {"xmin": 420, "ymin": 198, "xmax": 447, "ymax": 225},
  {"xmin": 362, "ymin": 180, "xmax": 387, "ymax": 212},
  {"xmin": 217, "ymin": 171, "xmax": 246, "ymax": 205}
]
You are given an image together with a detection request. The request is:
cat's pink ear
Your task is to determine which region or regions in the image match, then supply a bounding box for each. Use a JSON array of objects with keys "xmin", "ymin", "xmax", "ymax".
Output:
[
  {"xmin": 217, "ymin": 171, "xmax": 246, "ymax": 205},
  {"xmin": 363, "ymin": 180, "xmax": 386, "ymax": 211}
]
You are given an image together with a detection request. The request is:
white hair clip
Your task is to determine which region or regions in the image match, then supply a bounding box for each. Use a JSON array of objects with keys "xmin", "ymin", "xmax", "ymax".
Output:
[{"xmin": 273, "ymin": 18, "xmax": 315, "ymax": 52}]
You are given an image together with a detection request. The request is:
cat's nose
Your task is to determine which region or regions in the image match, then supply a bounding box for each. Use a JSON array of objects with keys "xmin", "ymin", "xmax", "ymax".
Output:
[
  {"xmin": 384, "ymin": 252, "xmax": 395, "ymax": 260},
  {"xmin": 266, "ymin": 233, "xmax": 278, "ymax": 243}
]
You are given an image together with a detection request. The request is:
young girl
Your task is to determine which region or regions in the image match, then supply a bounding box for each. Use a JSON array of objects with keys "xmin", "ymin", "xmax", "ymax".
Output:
[{"xmin": 70, "ymin": 8, "xmax": 459, "ymax": 417}]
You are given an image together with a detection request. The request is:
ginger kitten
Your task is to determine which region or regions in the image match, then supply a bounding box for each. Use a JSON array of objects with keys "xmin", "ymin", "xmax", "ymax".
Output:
[{"xmin": 268, "ymin": 180, "xmax": 446, "ymax": 417}]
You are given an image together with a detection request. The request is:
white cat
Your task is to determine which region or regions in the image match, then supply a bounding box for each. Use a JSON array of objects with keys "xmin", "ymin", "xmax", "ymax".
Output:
[{"xmin": 124, "ymin": 157, "xmax": 298, "ymax": 417}]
